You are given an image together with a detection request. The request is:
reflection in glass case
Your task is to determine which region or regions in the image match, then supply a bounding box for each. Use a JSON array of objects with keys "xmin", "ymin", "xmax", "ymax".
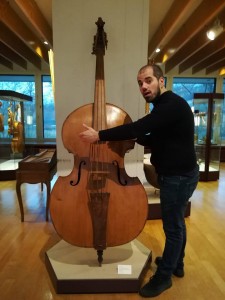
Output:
[
  {"xmin": 194, "ymin": 93, "xmax": 224, "ymax": 181},
  {"xmin": 0, "ymin": 90, "xmax": 32, "ymax": 180}
]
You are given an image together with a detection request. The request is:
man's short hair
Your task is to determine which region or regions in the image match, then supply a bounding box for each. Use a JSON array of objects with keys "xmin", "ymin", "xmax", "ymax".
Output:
[{"xmin": 138, "ymin": 64, "xmax": 164, "ymax": 80}]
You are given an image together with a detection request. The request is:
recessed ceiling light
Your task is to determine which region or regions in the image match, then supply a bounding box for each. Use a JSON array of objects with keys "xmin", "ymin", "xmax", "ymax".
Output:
[
  {"xmin": 168, "ymin": 48, "xmax": 175, "ymax": 54},
  {"xmin": 207, "ymin": 19, "xmax": 223, "ymax": 41}
]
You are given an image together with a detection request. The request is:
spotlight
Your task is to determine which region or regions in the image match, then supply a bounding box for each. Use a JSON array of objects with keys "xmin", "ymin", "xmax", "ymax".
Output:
[{"xmin": 207, "ymin": 19, "xmax": 223, "ymax": 41}]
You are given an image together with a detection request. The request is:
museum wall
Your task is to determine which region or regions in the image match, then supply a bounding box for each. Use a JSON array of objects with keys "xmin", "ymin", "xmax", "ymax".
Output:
[{"xmin": 52, "ymin": 0, "xmax": 149, "ymax": 174}]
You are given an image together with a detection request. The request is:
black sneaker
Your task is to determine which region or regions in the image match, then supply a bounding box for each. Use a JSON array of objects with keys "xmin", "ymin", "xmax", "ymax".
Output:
[
  {"xmin": 173, "ymin": 268, "xmax": 185, "ymax": 277},
  {"xmin": 155, "ymin": 256, "xmax": 184, "ymax": 278},
  {"xmin": 139, "ymin": 273, "xmax": 172, "ymax": 298}
]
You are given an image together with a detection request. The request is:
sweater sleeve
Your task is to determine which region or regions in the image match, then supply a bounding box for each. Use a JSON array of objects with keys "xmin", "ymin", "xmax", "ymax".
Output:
[
  {"xmin": 136, "ymin": 133, "xmax": 152, "ymax": 146},
  {"xmin": 99, "ymin": 122, "xmax": 138, "ymax": 141},
  {"xmin": 99, "ymin": 112, "xmax": 158, "ymax": 141},
  {"xmin": 99, "ymin": 91, "xmax": 184, "ymax": 142}
]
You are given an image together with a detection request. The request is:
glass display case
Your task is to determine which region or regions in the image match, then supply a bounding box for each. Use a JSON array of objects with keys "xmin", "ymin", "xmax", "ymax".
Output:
[
  {"xmin": 0, "ymin": 90, "xmax": 32, "ymax": 180},
  {"xmin": 193, "ymin": 93, "xmax": 224, "ymax": 181}
]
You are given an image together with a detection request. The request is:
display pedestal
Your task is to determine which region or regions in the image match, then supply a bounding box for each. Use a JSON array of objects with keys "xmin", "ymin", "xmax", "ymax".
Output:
[
  {"xmin": 45, "ymin": 239, "xmax": 152, "ymax": 294},
  {"xmin": 10, "ymin": 153, "xmax": 23, "ymax": 159}
]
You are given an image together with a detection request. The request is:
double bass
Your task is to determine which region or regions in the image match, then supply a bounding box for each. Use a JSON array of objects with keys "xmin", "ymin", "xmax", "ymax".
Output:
[{"xmin": 50, "ymin": 18, "xmax": 148, "ymax": 265}]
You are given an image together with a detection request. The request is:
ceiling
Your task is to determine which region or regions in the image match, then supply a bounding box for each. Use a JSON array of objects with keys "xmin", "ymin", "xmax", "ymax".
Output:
[
  {"xmin": 0, "ymin": 0, "xmax": 52, "ymax": 71},
  {"xmin": 1, "ymin": 0, "xmax": 225, "ymax": 76}
]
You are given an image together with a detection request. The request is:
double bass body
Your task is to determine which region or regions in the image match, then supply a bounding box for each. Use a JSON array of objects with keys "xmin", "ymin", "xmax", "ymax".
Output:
[{"xmin": 50, "ymin": 18, "xmax": 148, "ymax": 264}]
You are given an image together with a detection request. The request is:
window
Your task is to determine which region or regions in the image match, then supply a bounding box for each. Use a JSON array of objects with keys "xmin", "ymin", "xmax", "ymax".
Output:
[
  {"xmin": 172, "ymin": 77, "xmax": 215, "ymax": 107},
  {"xmin": 42, "ymin": 75, "xmax": 56, "ymax": 138},
  {"xmin": 0, "ymin": 75, "xmax": 36, "ymax": 138}
]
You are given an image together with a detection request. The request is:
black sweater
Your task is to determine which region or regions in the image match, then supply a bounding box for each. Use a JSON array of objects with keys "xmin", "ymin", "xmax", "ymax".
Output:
[{"xmin": 99, "ymin": 90, "xmax": 197, "ymax": 175}]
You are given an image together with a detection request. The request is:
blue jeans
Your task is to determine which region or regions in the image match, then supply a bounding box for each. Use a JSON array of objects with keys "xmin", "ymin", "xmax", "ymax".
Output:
[{"xmin": 156, "ymin": 166, "xmax": 199, "ymax": 277}]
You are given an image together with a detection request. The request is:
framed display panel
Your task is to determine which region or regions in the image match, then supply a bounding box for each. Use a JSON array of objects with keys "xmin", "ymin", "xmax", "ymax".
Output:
[
  {"xmin": 0, "ymin": 90, "xmax": 32, "ymax": 180},
  {"xmin": 194, "ymin": 93, "xmax": 224, "ymax": 181}
]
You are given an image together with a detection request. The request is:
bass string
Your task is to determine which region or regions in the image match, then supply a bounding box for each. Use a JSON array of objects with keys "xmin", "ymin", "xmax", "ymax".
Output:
[{"xmin": 89, "ymin": 141, "xmax": 109, "ymax": 196}]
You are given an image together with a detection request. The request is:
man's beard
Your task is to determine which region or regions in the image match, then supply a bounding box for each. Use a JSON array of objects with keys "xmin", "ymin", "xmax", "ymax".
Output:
[{"xmin": 145, "ymin": 86, "xmax": 161, "ymax": 103}]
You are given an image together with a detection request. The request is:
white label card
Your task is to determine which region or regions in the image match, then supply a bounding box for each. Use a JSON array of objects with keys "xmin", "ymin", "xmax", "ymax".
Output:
[{"xmin": 117, "ymin": 264, "xmax": 132, "ymax": 275}]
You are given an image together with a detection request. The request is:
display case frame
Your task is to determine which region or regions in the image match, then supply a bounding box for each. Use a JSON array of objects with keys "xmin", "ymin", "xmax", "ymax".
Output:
[{"xmin": 193, "ymin": 93, "xmax": 224, "ymax": 181}]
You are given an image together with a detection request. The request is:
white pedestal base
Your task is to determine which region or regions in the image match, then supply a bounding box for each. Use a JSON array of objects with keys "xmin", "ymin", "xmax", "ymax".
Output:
[{"xmin": 45, "ymin": 239, "xmax": 152, "ymax": 294}]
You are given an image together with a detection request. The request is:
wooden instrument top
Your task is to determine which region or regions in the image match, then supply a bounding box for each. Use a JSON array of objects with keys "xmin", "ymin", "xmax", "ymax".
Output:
[{"xmin": 18, "ymin": 149, "xmax": 56, "ymax": 171}]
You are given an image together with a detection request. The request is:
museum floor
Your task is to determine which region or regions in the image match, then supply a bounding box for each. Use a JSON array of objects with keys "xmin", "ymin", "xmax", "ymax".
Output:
[{"xmin": 0, "ymin": 163, "xmax": 225, "ymax": 300}]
